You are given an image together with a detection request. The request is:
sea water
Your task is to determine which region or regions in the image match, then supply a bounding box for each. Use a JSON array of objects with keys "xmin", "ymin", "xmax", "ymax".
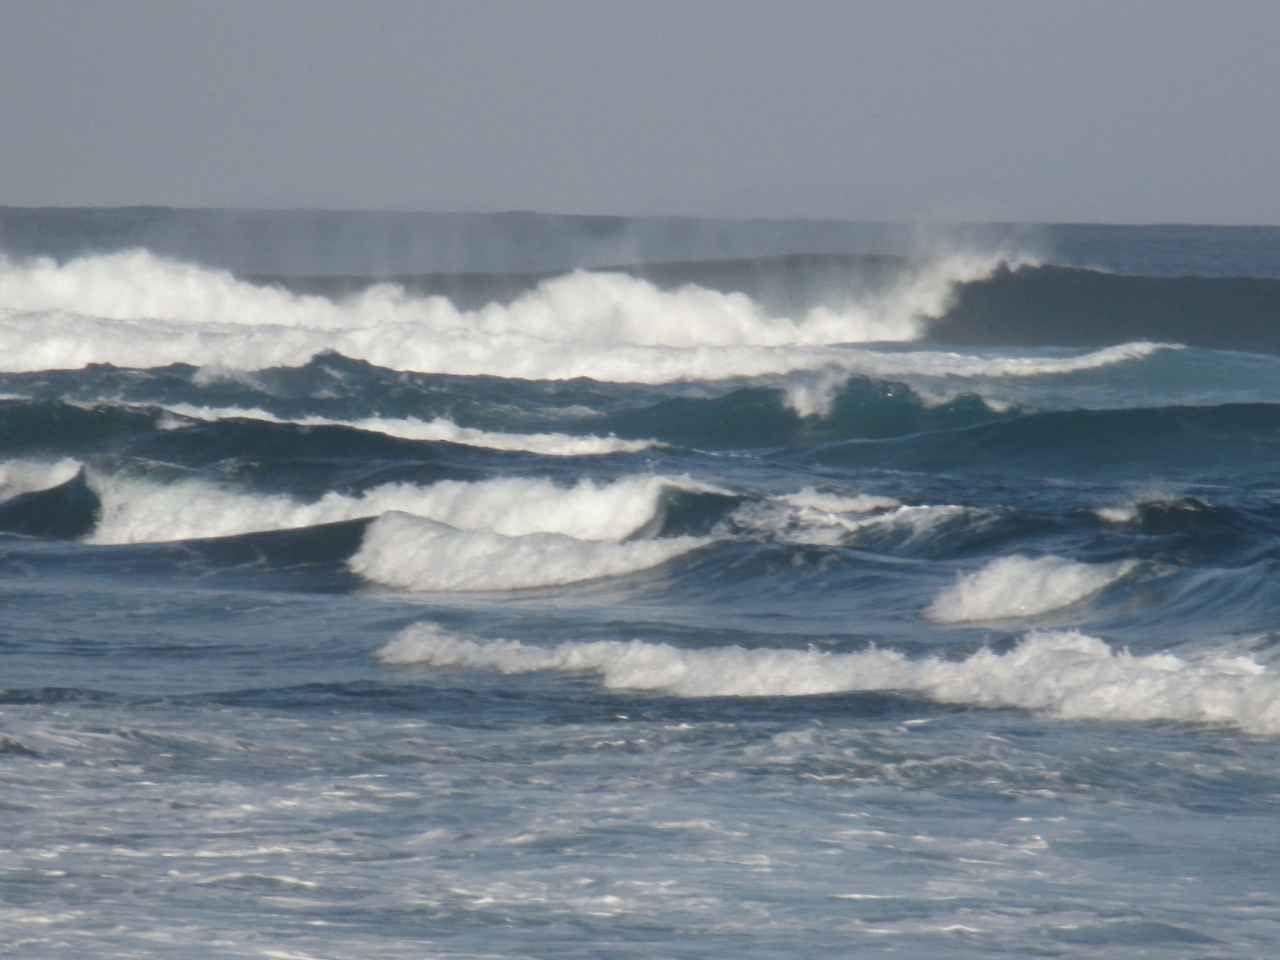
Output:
[{"xmin": 1, "ymin": 212, "xmax": 1280, "ymax": 958}]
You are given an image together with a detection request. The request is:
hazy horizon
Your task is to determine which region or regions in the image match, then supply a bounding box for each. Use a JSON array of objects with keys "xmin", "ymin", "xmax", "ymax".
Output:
[
  {"xmin": 2, "ymin": 1, "xmax": 1278, "ymax": 224},
  {"xmin": 4, "ymin": 203, "xmax": 1280, "ymax": 230}
]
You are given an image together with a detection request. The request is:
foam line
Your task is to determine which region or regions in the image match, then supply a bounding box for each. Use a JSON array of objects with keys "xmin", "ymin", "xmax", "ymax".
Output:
[
  {"xmin": 379, "ymin": 624, "xmax": 1280, "ymax": 733},
  {"xmin": 157, "ymin": 404, "xmax": 655, "ymax": 455}
]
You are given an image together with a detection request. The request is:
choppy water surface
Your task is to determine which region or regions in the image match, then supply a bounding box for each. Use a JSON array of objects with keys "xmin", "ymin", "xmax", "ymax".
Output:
[{"xmin": 2, "ymin": 218, "xmax": 1280, "ymax": 958}]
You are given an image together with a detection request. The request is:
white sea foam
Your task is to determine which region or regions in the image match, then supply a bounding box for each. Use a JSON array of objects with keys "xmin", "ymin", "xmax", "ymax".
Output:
[
  {"xmin": 350, "ymin": 513, "xmax": 706, "ymax": 591},
  {"xmin": 378, "ymin": 624, "xmax": 1280, "ymax": 734},
  {"xmin": 781, "ymin": 488, "xmax": 902, "ymax": 515},
  {"xmin": 0, "ymin": 458, "xmax": 83, "ymax": 503},
  {"xmin": 157, "ymin": 404, "xmax": 654, "ymax": 455},
  {"xmin": 732, "ymin": 488, "xmax": 971, "ymax": 547},
  {"xmin": 86, "ymin": 474, "xmax": 689, "ymax": 545},
  {"xmin": 1094, "ymin": 486, "xmax": 1184, "ymax": 525},
  {"xmin": 80, "ymin": 470, "xmax": 708, "ymax": 588},
  {"xmin": 0, "ymin": 250, "xmax": 1130, "ymax": 383},
  {"xmin": 927, "ymin": 555, "xmax": 1138, "ymax": 622},
  {"xmin": 1095, "ymin": 504, "xmax": 1140, "ymax": 524}
]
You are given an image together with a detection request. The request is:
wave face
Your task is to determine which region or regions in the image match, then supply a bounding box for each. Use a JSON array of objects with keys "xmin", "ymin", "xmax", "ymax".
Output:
[
  {"xmin": 937, "ymin": 263, "xmax": 1280, "ymax": 353},
  {"xmin": 5, "ymin": 219, "xmax": 1280, "ymax": 960}
]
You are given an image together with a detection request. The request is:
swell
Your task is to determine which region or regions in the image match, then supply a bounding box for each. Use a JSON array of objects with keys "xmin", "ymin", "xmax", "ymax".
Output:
[
  {"xmin": 594, "ymin": 379, "xmax": 1012, "ymax": 448},
  {"xmin": 7, "ymin": 458, "xmax": 1280, "ymax": 625},
  {"xmin": 0, "ymin": 400, "xmax": 556, "ymax": 492},
  {"xmin": 807, "ymin": 402, "xmax": 1280, "ymax": 480},
  {"xmin": 0, "ymin": 398, "xmax": 159, "ymax": 452},
  {"xmin": 0, "ymin": 376, "xmax": 1013, "ymax": 456},
  {"xmin": 934, "ymin": 264, "xmax": 1280, "ymax": 353}
]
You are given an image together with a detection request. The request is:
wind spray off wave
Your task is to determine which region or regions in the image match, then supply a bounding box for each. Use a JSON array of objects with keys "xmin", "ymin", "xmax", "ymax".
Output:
[{"xmin": 0, "ymin": 250, "xmax": 1009, "ymax": 380}]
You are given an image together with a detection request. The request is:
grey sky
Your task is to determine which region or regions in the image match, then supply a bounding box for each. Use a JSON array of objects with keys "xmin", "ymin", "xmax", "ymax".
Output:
[{"xmin": 1, "ymin": 0, "xmax": 1277, "ymax": 223}]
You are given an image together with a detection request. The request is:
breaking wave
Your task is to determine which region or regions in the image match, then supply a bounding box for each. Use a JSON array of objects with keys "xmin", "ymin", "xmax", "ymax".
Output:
[
  {"xmin": 731, "ymin": 488, "xmax": 975, "ymax": 547},
  {"xmin": 0, "ymin": 457, "xmax": 83, "ymax": 502},
  {"xmin": 0, "ymin": 250, "xmax": 1015, "ymax": 381},
  {"xmin": 42, "ymin": 470, "xmax": 709, "ymax": 590},
  {"xmin": 84, "ymin": 474, "xmax": 690, "ymax": 545},
  {"xmin": 927, "ymin": 555, "xmax": 1139, "ymax": 622},
  {"xmin": 351, "ymin": 514, "xmax": 706, "ymax": 591},
  {"xmin": 379, "ymin": 624, "xmax": 1280, "ymax": 734}
]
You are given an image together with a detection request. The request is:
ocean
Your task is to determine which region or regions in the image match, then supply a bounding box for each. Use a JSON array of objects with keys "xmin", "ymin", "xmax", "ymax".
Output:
[{"xmin": 2, "ymin": 209, "xmax": 1280, "ymax": 958}]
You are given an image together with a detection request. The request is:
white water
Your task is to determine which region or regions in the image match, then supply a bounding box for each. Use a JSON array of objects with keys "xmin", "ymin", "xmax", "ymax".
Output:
[
  {"xmin": 73, "ymin": 471, "xmax": 710, "ymax": 590},
  {"xmin": 0, "ymin": 458, "xmax": 83, "ymax": 503},
  {"xmin": 380, "ymin": 624, "xmax": 1280, "ymax": 734},
  {"xmin": 0, "ymin": 250, "xmax": 1180, "ymax": 385},
  {"xmin": 927, "ymin": 555, "xmax": 1138, "ymax": 622},
  {"xmin": 0, "ymin": 249, "xmax": 989, "ymax": 340},
  {"xmin": 157, "ymin": 404, "xmax": 655, "ymax": 455},
  {"xmin": 351, "ymin": 514, "xmax": 707, "ymax": 591},
  {"xmin": 85, "ymin": 474, "xmax": 690, "ymax": 545},
  {"xmin": 732, "ymin": 488, "xmax": 974, "ymax": 547}
]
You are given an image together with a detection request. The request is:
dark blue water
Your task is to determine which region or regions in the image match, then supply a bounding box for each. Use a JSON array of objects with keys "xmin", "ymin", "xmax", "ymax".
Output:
[{"xmin": 2, "ymin": 215, "xmax": 1280, "ymax": 958}]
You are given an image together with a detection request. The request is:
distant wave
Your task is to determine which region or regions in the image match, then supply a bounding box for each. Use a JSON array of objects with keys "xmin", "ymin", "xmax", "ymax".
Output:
[
  {"xmin": 0, "ymin": 250, "xmax": 1002, "ymax": 379},
  {"xmin": 379, "ymin": 623, "xmax": 1280, "ymax": 734},
  {"xmin": 0, "ymin": 250, "xmax": 1023, "ymax": 381},
  {"xmin": 935, "ymin": 263, "xmax": 1280, "ymax": 353},
  {"xmin": 262, "ymin": 254, "xmax": 1280, "ymax": 355}
]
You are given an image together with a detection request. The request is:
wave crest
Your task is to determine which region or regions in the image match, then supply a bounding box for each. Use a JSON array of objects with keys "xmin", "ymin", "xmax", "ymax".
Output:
[
  {"xmin": 351, "ymin": 514, "xmax": 705, "ymax": 591},
  {"xmin": 0, "ymin": 250, "xmax": 1012, "ymax": 380},
  {"xmin": 379, "ymin": 625, "xmax": 1280, "ymax": 733},
  {"xmin": 927, "ymin": 555, "xmax": 1138, "ymax": 622},
  {"xmin": 85, "ymin": 474, "xmax": 689, "ymax": 545}
]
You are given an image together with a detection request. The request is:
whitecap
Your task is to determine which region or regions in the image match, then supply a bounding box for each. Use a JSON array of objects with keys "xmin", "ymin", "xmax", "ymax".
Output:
[
  {"xmin": 85, "ymin": 474, "xmax": 691, "ymax": 545},
  {"xmin": 379, "ymin": 624, "xmax": 1280, "ymax": 733},
  {"xmin": 927, "ymin": 555, "xmax": 1137, "ymax": 622},
  {"xmin": 350, "ymin": 514, "xmax": 706, "ymax": 591},
  {"xmin": 0, "ymin": 250, "xmax": 1057, "ymax": 382}
]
